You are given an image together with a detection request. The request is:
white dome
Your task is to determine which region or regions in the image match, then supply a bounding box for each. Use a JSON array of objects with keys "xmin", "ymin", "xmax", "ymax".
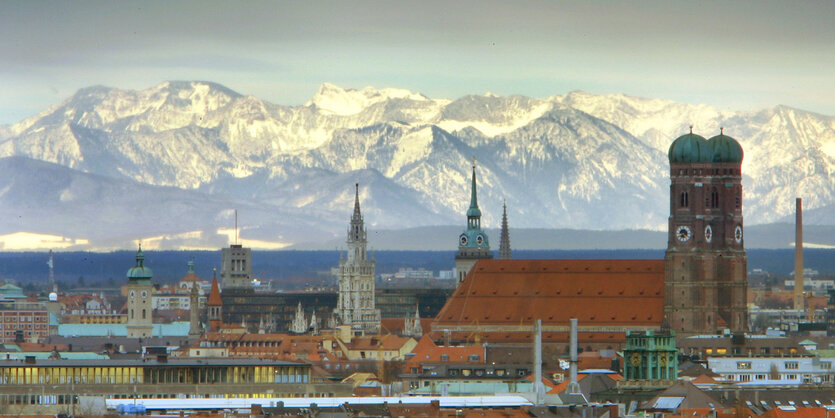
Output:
[{"xmin": 48, "ymin": 292, "xmax": 58, "ymax": 302}]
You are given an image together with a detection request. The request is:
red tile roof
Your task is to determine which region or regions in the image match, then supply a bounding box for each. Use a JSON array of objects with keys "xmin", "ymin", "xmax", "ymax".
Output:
[
  {"xmin": 403, "ymin": 335, "xmax": 484, "ymax": 370},
  {"xmin": 431, "ymin": 259, "xmax": 664, "ymax": 341},
  {"xmin": 207, "ymin": 274, "xmax": 222, "ymax": 306}
]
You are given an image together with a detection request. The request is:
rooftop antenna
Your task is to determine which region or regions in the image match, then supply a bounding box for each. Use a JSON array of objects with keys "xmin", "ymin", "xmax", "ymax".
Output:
[{"xmin": 234, "ymin": 209, "xmax": 238, "ymax": 245}]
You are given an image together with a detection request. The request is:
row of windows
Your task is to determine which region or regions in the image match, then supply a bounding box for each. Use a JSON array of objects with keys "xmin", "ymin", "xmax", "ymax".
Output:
[
  {"xmin": 678, "ymin": 190, "xmax": 741, "ymax": 209},
  {"xmin": 0, "ymin": 365, "xmax": 309, "ymax": 385},
  {"xmin": 677, "ymin": 168, "xmax": 740, "ymax": 176},
  {"xmin": 725, "ymin": 373, "xmax": 832, "ymax": 383}
]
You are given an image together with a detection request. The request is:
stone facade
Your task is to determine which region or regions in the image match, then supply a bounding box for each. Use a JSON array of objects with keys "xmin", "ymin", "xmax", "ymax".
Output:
[
  {"xmin": 221, "ymin": 244, "xmax": 252, "ymax": 289},
  {"xmin": 335, "ymin": 184, "xmax": 380, "ymax": 334},
  {"xmin": 126, "ymin": 247, "xmax": 154, "ymax": 339}
]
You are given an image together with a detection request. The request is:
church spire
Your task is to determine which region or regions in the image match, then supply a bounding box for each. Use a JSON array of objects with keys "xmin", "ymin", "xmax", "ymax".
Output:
[
  {"xmin": 499, "ymin": 200, "xmax": 512, "ymax": 259},
  {"xmin": 348, "ymin": 183, "xmax": 366, "ymax": 244},
  {"xmin": 469, "ymin": 159, "xmax": 479, "ymax": 212},
  {"xmin": 466, "ymin": 158, "xmax": 482, "ymax": 229},
  {"xmin": 352, "ymin": 183, "xmax": 362, "ymax": 222}
]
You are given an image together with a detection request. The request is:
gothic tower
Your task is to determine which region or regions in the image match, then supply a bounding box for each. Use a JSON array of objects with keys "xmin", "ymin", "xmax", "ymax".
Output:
[
  {"xmin": 126, "ymin": 245, "xmax": 154, "ymax": 338},
  {"xmin": 455, "ymin": 160, "xmax": 492, "ymax": 283},
  {"xmin": 207, "ymin": 270, "xmax": 223, "ymax": 332},
  {"xmin": 335, "ymin": 184, "xmax": 381, "ymax": 334},
  {"xmin": 498, "ymin": 200, "xmax": 512, "ymax": 260},
  {"xmin": 665, "ymin": 127, "xmax": 747, "ymax": 335}
]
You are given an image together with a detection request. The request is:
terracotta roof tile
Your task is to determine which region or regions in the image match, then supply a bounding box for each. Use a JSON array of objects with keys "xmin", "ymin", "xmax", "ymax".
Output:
[
  {"xmin": 432, "ymin": 259, "xmax": 664, "ymax": 341},
  {"xmin": 207, "ymin": 274, "xmax": 222, "ymax": 306}
]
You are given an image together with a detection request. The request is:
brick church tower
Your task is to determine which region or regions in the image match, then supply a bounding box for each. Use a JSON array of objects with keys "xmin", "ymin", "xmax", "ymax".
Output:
[{"xmin": 665, "ymin": 127, "xmax": 747, "ymax": 335}]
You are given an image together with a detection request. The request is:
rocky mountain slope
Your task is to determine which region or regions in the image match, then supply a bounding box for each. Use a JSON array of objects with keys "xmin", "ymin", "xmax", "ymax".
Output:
[{"xmin": 1, "ymin": 81, "xmax": 832, "ymax": 249}]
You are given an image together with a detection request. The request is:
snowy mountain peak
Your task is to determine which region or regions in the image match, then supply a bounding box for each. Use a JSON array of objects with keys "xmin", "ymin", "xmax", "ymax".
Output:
[{"xmin": 307, "ymin": 82, "xmax": 430, "ymax": 116}]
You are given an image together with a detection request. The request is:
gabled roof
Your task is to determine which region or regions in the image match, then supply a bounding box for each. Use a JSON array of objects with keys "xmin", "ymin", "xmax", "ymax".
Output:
[
  {"xmin": 347, "ymin": 334, "xmax": 413, "ymax": 351},
  {"xmin": 642, "ymin": 380, "xmax": 722, "ymax": 411},
  {"xmin": 432, "ymin": 259, "xmax": 664, "ymax": 335},
  {"xmin": 404, "ymin": 335, "xmax": 484, "ymax": 366}
]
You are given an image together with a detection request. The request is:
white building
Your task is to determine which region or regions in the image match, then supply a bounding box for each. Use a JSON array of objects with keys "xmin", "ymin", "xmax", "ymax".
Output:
[{"xmin": 708, "ymin": 356, "xmax": 834, "ymax": 384}]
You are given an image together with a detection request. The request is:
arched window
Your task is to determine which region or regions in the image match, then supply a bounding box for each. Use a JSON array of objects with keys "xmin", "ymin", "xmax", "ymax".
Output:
[
  {"xmin": 142, "ymin": 309, "xmax": 146, "ymax": 319},
  {"xmin": 130, "ymin": 309, "xmax": 134, "ymax": 319},
  {"xmin": 680, "ymin": 192, "xmax": 689, "ymax": 208},
  {"xmin": 710, "ymin": 188, "xmax": 719, "ymax": 208}
]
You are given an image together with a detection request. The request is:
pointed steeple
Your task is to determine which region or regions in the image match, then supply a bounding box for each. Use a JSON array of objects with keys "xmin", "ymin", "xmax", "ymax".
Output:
[
  {"xmin": 207, "ymin": 270, "xmax": 222, "ymax": 307},
  {"xmin": 347, "ymin": 183, "xmax": 367, "ymax": 244},
  {"xmin": 467, "ymin": 158, "xmax": 482, "ymax": 222},
  {"xmin": 499, "ymin": 200, "xmax": 512, "ymax": 259},
  {"xmin": 352, "ymin": 183, "xmax": 362, "ymax": 222}
]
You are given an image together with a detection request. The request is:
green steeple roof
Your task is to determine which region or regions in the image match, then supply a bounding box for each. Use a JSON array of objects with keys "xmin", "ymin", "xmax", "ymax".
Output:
[
  {"xmin": 668, "ymin": 127, "xmax": 743, "ymax": 164},
  {"xmin": 707, "ymin": 128, "xmax": 744, "ymax": 163},
  {"xmin": 126, "ymin": 244, "xmax": 153, "ymax": 282},
  {"xmin": 467, "ymin": 161, "xmax": 482, "ymax": 218},
  {"xmin": 459, "ymin": 159, "xmax": 489, "ymax": 250}
]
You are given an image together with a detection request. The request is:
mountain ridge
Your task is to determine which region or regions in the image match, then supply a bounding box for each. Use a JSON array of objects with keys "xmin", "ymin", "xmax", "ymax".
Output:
[{"xmin": 1, "ymin": 81, "xmax": 833, "ymax": 250}]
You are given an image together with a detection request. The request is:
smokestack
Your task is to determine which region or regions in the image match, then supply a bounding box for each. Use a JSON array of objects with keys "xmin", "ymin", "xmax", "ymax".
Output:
[
  {"xmin": 794, "ymin": 198, "xmax": 804, "ymax": 311},
  {"xmin": 567, "ymin": 318, "xmax": 581, "ymax": 394},
  {"xmin": 533, "ymin": 319, "xmax": 544, "ymax": 405}
]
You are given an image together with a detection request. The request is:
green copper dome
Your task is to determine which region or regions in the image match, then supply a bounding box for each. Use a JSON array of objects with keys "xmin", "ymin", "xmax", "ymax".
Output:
[
  {"xmin": 707, "ymin": 132, "xmax": 743, "ymax": 163},
  {"xmin": 668, "ymin": 131, "xmax": 710, "ymax": 163},
  {"xmin": 127, "ymin": 246, "xmax": 153, "ymax": 281}
]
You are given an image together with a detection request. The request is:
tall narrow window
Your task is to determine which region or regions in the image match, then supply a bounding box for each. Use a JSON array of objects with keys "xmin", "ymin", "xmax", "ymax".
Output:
[
  {"xmin": 680, "ymin": 192, "xmax": 689, "ymax": 208},
  {"xmin": 142, "ymin": 309, "xmax": 146, "ymax": 319},
  {"xmin": 710, "ymin": 188, "xmax": 719, "ymax": 208}
]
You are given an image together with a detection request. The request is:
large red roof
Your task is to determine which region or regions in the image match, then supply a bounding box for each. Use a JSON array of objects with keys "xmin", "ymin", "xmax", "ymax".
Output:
[{"xmin": 432, "ymin": 259, "xmax": 665, "ymax": 338}]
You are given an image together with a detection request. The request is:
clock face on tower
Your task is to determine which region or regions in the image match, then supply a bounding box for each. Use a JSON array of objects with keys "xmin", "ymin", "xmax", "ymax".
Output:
[
  {"xmin": 704, "ymin": 225, "xmax": 713, "ymax": 243},
  {"xmin": 734, "ymin": 225, "xmax": 743, "ymax": 243},
  {"xmin": 676, "ymin": 225, "xmax": 692, "ymax": 242},
  {"xmin": 459, "ymin": 234, "xmax": 468, "ymax": 246}
]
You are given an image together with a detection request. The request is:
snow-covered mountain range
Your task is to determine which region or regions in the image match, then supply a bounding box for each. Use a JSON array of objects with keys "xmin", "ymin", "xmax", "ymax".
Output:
[{"xmin": 1, "ymin": 81, "xmax": 833, "ymax": 250}]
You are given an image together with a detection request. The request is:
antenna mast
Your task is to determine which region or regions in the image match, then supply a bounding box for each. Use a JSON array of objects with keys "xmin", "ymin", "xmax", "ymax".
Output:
[{"xmin": 235, "ymin": 209, "xmax": 238, "ymax": 245}]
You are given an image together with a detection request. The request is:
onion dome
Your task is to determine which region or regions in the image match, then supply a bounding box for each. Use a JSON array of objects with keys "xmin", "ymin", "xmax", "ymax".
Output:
[
  {"xmin": 707, "ymin": 128, "xmax": 744, "ymax": 163},
  {"xmin": 126, "ymin": 245, "xmax": 153, "ymax": 281},
  {"xmin": 668, "ymin": 126, "xmax": 711, "ymax": 163}
]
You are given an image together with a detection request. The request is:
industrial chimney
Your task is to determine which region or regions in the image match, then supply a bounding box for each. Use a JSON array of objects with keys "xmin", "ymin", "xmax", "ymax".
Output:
[{"xmin": 794, "ymin": 198, "xmax": 804, "ymax": 311}]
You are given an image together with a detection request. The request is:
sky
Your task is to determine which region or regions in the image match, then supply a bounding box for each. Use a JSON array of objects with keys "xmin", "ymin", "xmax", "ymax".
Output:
[{"xmin": 1, "ymin": 0, "xmax": 833, "ymax": 125}]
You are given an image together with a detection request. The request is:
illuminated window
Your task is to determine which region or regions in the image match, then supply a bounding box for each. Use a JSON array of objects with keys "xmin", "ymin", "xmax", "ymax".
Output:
[{"xmin": 737, "ymin": 362, "xmax": 752, "ymax": 370}]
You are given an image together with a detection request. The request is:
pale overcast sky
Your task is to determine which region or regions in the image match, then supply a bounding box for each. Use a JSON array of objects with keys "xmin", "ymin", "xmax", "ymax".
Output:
[{"xmin": 1, "ymin": 0, "xmax": 833, "ymax": 124}]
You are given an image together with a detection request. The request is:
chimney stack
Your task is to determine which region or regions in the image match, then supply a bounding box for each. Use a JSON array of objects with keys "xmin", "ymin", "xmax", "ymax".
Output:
[
  {"xmin": 794, "ymin": 198, "xmax": 804, "ymax": 311},
  {"xmin": 567, "ymin": 318, "xmax": 581, "ymax": 394},
  {"xmin": 533, "ymin": 319, "xmax": 544, "ymax": 405}
]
